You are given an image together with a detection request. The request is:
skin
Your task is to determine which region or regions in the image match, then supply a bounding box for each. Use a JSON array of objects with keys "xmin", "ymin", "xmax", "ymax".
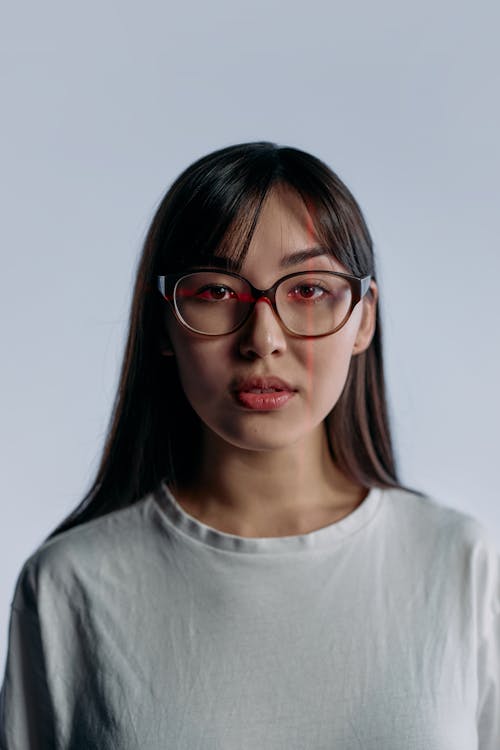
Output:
[{"xmin": 160, "ymin": 183, "xmax": 379, "ymax": 538}]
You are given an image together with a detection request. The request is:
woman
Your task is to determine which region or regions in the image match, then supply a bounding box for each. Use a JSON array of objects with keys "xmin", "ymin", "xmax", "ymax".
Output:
[{"xmin": 1, "ymin": 142, "xmax": 498, "ymax": 748}]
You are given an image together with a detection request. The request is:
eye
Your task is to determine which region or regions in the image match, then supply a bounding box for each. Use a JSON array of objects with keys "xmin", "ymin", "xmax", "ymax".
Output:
[
  {"xmin": 288, "ymin": 283, "xmax": 330, "ymax": 301},
  {"xmin": 195, "ymin": 284, "xmax": 238, "ymax": 301}
]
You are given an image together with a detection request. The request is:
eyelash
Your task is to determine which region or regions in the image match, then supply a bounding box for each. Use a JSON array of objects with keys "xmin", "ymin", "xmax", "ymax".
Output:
[{"xmin": 195, "ymin": 283, "xmax": 330, "ymax": 301}]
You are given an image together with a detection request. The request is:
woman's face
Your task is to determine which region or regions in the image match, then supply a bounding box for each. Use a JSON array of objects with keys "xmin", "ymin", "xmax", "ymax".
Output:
[{"xmin": 161, "ymin": 184, "xmax": 378, "ymax": 453}]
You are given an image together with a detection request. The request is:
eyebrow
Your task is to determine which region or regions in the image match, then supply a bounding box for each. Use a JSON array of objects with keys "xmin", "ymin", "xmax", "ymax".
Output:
[
  {"xmin": 279, "ymin": 247, "xmax": 329, "ymax": 268},
  {"xmin": 201, "ymin": 247, "xmax": 329, "ymax": 270}
]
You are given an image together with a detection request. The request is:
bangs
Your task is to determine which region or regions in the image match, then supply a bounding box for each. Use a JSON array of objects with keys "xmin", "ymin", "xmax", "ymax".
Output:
[
  {"xmin": 203, "ymin": 183, "xmax": 270, "ymax": 272},
  {"xmin": 156, "ymin": 143, "xmax": 373, "ymax": 279},
  {"xmin": 213, "ymin": 181, "xmax": 362, "ymax": 276},
  {"xmin": 279, "ymin": 176, "xmax": 367, "ymax": 276}
]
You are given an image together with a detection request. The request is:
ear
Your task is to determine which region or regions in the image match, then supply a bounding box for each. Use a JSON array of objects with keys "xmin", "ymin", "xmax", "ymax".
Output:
[{"xmin": 352, "ymin": 281, "xmax": 378, "ymax": 355}]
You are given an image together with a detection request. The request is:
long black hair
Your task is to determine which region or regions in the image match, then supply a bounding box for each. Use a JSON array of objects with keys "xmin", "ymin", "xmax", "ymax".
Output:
[{"xmin": 46, "ymin": 141, "xmax": 421, "ymax": 541}]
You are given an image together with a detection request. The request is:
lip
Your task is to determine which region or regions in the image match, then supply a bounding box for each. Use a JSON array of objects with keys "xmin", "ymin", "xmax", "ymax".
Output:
[
  {"xmin": 231, "ymin": 375, "xmax": 297, "ymax": 412},
  {"xmin": 232, "ymin": 375, "xmax": 296, "ymax": 392},
  {"xmin": 233, "ymin": 390, "xmax": 296, "ymax": 410}
]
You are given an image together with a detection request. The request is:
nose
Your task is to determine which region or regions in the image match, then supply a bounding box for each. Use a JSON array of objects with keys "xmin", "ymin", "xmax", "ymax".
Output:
[{"xmin": 238, "ymin": 297, "xmax": 288, "ymax": 359}]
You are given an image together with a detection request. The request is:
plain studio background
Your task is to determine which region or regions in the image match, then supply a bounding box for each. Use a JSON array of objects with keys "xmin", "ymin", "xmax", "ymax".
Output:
[{"xmin": 1, "ymin": 0, "xmax": 499, "ymax": 675}]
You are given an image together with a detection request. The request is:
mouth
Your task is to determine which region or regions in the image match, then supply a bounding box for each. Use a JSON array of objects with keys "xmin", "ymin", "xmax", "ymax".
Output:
[
  {"xmin": 230, "ymin": 374, "xmax": 297, "ymax": 410},
  {"xmin": 232, "ymin": 375, "xmax": 296, "ymax": 393},
  {"xmin": 232, "ymin": 388, "xmax": 296, "ymax": 411},
  {"xmin": 242, "ymin": 387, "xmax": 288, "ymax": 393}
]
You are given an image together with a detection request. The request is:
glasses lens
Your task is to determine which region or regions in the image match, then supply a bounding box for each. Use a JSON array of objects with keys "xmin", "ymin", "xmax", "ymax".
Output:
[
  {"xmin": 173, "ymin": 271, "xmax": 353, "ymax": 336},
  {"xmin": 174, "ymin": 272, "xmax": 251, "ymax": 334},
  {"xmin": 276, "ymin": 272, "xmax": 352, "ymax": 335}
]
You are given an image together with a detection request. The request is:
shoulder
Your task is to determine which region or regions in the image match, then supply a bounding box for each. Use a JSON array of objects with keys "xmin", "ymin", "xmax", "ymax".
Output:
[
  {"xmin": 11, "ymin": 494, "xmax": 156, "ymax": 615},
  {"xmin": 381, "ymin": 485, "xmax": 493, "ymax": 538},
  {"xmin": 379, "ymin": 487, "xmax": 500, "ymax": 619},
  {"xmin": 380, "ymin": 485, "xmax": 499, "ymax": 565}
]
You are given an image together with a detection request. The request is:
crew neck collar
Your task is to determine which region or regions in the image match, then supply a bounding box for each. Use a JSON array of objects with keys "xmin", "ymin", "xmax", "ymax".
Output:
[{"xmin": 153, "ymin": 480, "xmax": 384, "ymax": 554}]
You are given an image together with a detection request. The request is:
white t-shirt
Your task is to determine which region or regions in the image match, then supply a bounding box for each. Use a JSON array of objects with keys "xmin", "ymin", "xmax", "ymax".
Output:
[{"xmin": 1, "ymin": 482, "xmax": 499, "ymax": 749}]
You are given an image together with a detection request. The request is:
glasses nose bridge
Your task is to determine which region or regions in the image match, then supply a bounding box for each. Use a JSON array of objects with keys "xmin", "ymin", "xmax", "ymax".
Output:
[
  {"xmin": 244, "ymin": 281, "xmax": 281, "ymax": 325},
  {"xmin": 246, "ymin": 279, "xmax": 278, "ymax": 308},
  {"xmin": 239, "ymin": 284, "xmax": 288, "ymax": 349}
]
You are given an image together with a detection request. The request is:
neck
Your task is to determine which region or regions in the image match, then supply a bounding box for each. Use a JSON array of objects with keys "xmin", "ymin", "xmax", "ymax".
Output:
[{"xmin": 173, "ymin": 423, "xmax": 367, "ymax": 537}]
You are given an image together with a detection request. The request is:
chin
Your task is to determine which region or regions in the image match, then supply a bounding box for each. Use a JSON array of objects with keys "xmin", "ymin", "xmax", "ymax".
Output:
[
  {"xmin": 233, "ymin": 437, "xmax": 300, "ymax": 452},
  {"xmin": 211, "ymin": 420, "xmax": 317, "ymax": 453}
]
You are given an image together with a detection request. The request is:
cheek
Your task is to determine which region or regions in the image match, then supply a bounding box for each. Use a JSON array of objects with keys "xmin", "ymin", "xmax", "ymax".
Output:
[
  {"xmin": 303, "ymin": 329, "xmax": 356, "ymax": 379},
  {"xmin": 173, "ymin": 342, "xmax": 231, "ymax": 404},
  {"xmin": 302, "ymin": 335, "xmax": 357, "ymax": 410}
]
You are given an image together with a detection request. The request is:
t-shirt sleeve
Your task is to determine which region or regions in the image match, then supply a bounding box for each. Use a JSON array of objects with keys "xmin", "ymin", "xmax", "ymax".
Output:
[
  {"xmin": 475, "ymin": 531, "xmax": 500, "ymax": 749},
  {"xmin": 0, "ymin": 562, "xmax": 57, "ymax": 749}
]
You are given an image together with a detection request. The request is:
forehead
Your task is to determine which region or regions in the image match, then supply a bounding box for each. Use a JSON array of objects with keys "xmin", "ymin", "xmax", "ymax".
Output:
[
  {"xmin": 250, "ymin": 184, "xmax": 316, "ymax": 247},
  {"xmin": 241, "ymin": 186, "xmax": 344, "ymax": 273}
]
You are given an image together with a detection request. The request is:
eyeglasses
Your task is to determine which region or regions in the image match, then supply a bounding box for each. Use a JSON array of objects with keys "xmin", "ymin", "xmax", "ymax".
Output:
[{"xmin": 157, "ymin": 268, "xmax": 371, "ymax": 338}]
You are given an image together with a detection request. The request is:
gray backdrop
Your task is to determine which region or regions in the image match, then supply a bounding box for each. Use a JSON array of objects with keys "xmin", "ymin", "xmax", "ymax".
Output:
[{"xmin": 1, "ymin": 0, "xmax": 499, "ymax": 674}]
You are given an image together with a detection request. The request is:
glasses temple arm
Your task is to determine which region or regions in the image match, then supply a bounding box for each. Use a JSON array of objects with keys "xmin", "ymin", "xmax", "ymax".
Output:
[
  {"xmin": 360, "ymin": 275, "xmax": 371, "ymax": 297},
  {"xmin": 157, "ymin": 276, "xmax": 166, "ymax": 296}
]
